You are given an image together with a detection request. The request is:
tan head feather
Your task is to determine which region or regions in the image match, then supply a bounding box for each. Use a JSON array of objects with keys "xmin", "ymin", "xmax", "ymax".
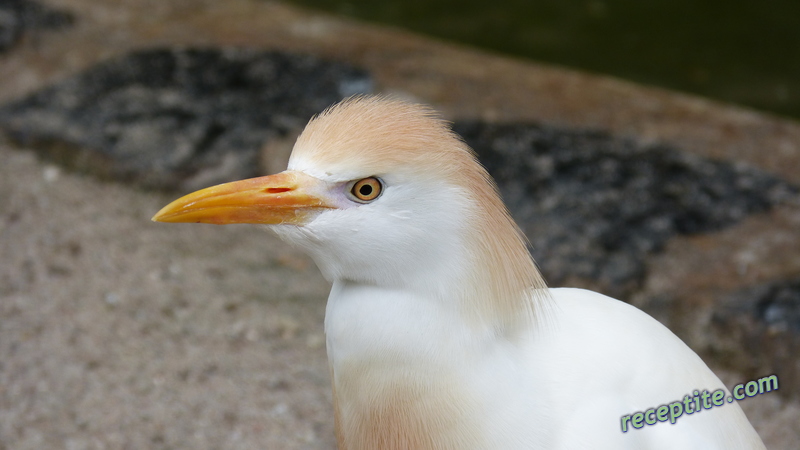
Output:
[{"xmin": 293, "ymin": 96, "xmax": 550, "ymax": 330}]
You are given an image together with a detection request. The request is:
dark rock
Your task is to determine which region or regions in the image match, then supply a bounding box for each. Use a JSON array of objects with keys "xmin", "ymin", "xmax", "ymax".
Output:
[
  {"xmin": 0, "ymin": 47, "xmax": 372, "ymax": 190},
  {"xmin": 456, "ymin": 121, "xmax": 799, "ymax": 297},
  {"xmin": 0, "ymin": 0, "xmax": 73, "ymax": 52},
  {"xmin": 755, "ymin": 281, "xmax": 800, "ymax": 333},
  {"xmin": 712, "ymin": 279, "xmax": 800, "ymax": 399}
]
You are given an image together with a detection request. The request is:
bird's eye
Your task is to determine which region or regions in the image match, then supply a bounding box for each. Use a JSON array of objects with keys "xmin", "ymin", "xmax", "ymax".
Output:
[{"xmin": 349, "ymin": 177, "xmax": 383, "ymax": 203}]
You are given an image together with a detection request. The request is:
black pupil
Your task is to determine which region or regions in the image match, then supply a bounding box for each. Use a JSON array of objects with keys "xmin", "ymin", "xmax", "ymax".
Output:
[{"xmin": 359, "ymin": 184, "xmax": 373, "ymax": 197}]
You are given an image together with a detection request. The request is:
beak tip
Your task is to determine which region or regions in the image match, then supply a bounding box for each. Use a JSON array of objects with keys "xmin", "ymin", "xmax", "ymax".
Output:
[{"xmin": 151, "ymin": 209, "xmax": 168, "ymax": 223}]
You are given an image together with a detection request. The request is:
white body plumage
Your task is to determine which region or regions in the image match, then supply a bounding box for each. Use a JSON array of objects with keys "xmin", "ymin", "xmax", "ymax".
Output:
[{"xmin": 324, "ymin": 283, "xmax": 762, "ymax": 449}]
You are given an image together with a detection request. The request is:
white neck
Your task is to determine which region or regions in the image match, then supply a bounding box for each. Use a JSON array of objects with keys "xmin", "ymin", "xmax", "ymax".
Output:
[{"xmin": 325, "ymin": 280, "xmax": 539, "ymax": 450}]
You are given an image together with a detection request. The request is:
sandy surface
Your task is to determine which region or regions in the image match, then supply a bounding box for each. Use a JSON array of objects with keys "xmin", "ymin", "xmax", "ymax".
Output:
[
  {"xmin": 1, "ymin": 0, "xmax": 799, "ymax": 449},
  {"xmin": 0, "ymin": 142, "xmax": 337, "ymax": 449}
]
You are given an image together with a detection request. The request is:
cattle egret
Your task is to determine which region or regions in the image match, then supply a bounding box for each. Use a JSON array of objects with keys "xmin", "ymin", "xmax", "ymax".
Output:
[{"xmin": 153, "ymin": 96, "xmax": 765, "ymax": 449}]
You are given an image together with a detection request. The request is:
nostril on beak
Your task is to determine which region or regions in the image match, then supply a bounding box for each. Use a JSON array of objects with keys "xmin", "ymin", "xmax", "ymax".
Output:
[{"xmin": 266, "ymin": 187, "xmax": 292, "ymax": 194}]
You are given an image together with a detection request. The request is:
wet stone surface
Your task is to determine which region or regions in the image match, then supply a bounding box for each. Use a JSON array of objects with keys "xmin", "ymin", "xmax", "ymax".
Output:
[
  {"xmin": 0, "ymin": 0, "xmax": 73, "ymax": 52},
  {"xmin": 0, "ymin": 47, "xmax": 372, "ymax": 190},
  {"xmin": 456, "ymin": 121, "xmax": 800, "ymax": 296},
  {"xmin": 755, "ymin": 280, "xmax": 800, "ymax": 333},
  {"xmin": 720, "ymin": 279, "xmax": 800, "ymax": 335},
  {"xmin": 712, "ymin": 279, "xmax": 800, "ymax": 398}
]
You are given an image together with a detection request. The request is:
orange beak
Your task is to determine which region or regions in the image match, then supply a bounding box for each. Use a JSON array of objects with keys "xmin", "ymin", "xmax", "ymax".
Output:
[{"xmin": 151, "ymin": 171, "xmax": 335, "ymax": 225}]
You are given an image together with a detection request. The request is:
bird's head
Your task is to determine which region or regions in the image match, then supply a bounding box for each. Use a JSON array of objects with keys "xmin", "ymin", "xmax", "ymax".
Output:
[{"xmin": 153, "ymin": 96, "xmax": 548, "ymax": 330}]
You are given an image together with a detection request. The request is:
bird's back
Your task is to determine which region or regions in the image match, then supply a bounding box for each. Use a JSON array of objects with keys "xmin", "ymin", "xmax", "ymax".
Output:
[
  {"xmin": 325, "ymin": 283, "xmax": 765, "ymax": 449},
  {"xmin": 528, "ymin": 288, "xmax": 765, "ymax": 449}
]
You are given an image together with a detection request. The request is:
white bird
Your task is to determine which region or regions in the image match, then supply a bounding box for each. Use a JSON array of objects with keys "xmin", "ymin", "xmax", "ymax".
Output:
[{"xmin": 153, "ymin": 96, "xmax": 766, "ymax": 449}]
